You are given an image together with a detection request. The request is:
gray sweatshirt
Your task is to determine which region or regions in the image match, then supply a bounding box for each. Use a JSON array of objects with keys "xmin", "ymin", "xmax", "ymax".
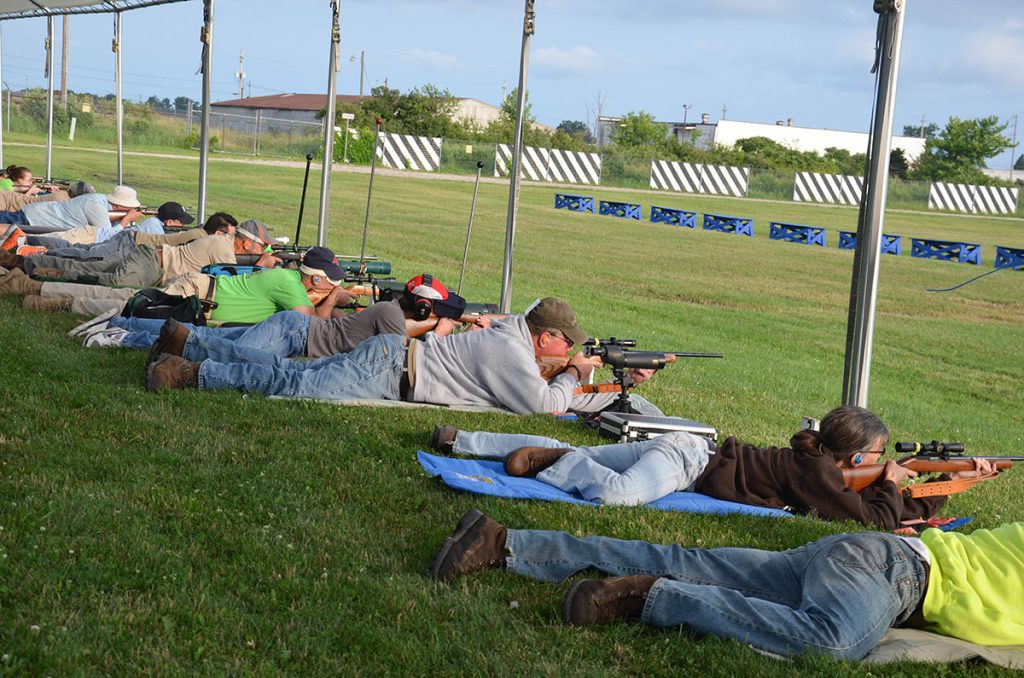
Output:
[{"xmin": 411, "ymin": 315, "xmax": 577, "ymax": 414}]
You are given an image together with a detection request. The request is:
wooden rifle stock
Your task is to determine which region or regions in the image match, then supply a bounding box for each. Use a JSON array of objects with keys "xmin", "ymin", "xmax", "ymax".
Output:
[{"xmin": 843, "ymin": 457, "xmax": 1014, "ymax": 493}]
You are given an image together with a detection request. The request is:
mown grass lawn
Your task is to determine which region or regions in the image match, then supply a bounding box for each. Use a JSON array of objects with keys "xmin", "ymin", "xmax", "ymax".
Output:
[{"xmin": 0, "ymin": 142, "xmax": 1022, "ymax": 675}]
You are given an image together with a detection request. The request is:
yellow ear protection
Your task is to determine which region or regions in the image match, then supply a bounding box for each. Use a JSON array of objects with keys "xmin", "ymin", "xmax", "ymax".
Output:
[{"xmin": 408, "ymin": 273, "xmax": 436, "ymax": 321}]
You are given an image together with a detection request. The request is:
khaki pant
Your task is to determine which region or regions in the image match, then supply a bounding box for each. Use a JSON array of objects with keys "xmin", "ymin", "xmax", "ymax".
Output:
[{"xmin": 134, "ymin": 229, "xmax": 205, "ymax": 247}]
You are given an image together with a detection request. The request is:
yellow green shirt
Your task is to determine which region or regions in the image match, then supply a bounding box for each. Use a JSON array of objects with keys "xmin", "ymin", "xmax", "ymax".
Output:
[{"xmin": 921, "ymin": 522, "xmax": 1024, "ymax": 645}]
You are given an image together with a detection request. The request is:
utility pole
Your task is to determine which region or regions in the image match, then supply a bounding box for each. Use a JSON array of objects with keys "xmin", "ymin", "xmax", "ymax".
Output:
[
  {"xmin": 60, "ymin": 15, "xmax": 68, "ymax": 111},
  {"xmin": 1010, "ymin": 114, "xmax": 1019, "ymax": 182},
  {"xmin": 919, "ymin": 113, "xmax": 926, "ymax": 137},
  {"xmin": 721, "ymin": 104, "xmax": 727, "ymax": 120},
  {"xmin": 235, "ymin": 50, "xmax": 245, "ymax": 98},
  {"xmin": 682, "ymin": 103, "xmax": 691, "ymax": 125},
  {"xmin": 359, "ymin": 49, "xmax": 365, "ymax": 97},
  {"xmin": 502, "ymin": 80, "xmax": 508, "ymax": 101}
]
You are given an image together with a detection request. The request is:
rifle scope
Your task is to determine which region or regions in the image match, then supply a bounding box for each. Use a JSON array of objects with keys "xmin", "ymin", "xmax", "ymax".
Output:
[
  {"xmin": 894, "ymin": 441, "xmax": 965, "ymax": 454},
  {"xmin": 583, "ymin": 344, "xmax": 672, "ymax": 370}
]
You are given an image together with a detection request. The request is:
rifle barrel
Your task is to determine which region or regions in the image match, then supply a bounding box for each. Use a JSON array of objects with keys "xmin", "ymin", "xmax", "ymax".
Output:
[{"xmin": 669, "ymin": 352, "xmax": 724, "ymax": 359}]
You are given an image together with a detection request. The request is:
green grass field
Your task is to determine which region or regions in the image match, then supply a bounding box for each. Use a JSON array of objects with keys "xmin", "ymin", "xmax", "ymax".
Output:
[{"xmin": 1, "ymin": 143, "xmax": 1022, "ymax": 675}]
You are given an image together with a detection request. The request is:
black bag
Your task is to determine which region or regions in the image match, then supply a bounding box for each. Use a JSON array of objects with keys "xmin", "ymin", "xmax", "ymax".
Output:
[{"xmin": 120, "ymin": 288, "xmax": 209, "ymax": 326}]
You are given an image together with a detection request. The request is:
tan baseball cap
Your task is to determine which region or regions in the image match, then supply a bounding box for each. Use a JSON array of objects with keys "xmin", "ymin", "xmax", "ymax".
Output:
[{"xmin": 526, "ymin": 297, "xmax": 588, "ymax": 345}]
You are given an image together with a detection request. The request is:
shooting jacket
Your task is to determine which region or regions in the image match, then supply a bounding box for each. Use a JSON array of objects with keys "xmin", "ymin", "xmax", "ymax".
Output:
[
  {"xmin": 410, "ymin": 315, "xmax": 577, "ymax": 414},
  {"xmin": 694, "ymin": 436, "xmax": 947, "ymax": 529}
]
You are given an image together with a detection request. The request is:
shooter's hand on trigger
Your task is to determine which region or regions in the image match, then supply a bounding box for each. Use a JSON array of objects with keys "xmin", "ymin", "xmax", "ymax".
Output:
[
  {"xmin": 120, "ymin": 208, "xmax": 144, "ymax": 225},
  {"xmin": 949, "ymin": 457, "xmax": 997, "ymax": 480},
  {"xmin": 254, "ymin": 253, "xmax": 283, "ymax": 268},
  {"xmin": 568, "ymin": 352, "xmax": 602, "ymax": 381},
  {"xmin": 882, "ymin": 460, "xmax": 918, "ymax": 485}
]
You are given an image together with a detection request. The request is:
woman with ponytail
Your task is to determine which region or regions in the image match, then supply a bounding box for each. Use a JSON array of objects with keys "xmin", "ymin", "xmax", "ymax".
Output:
[{"xmin": 437, "ymin": 405, "xmax": 992, "ymax": 529}]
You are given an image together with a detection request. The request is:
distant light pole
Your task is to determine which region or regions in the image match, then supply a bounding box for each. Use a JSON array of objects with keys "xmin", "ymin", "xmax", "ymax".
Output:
[{"xmin": 682, "ymin": 103, "xmax": 691, "ymax": 125}]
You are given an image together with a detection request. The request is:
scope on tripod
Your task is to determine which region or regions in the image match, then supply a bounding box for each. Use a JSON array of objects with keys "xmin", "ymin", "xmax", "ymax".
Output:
[{"xmin": 894, "ymin": 441, "xmax": 965, "ymax": 454}]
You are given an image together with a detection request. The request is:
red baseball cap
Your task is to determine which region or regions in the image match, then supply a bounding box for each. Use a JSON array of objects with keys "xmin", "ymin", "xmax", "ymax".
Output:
[{"xmin": 404, "ymin": 274, "xmax": 448, "ymax": 301}]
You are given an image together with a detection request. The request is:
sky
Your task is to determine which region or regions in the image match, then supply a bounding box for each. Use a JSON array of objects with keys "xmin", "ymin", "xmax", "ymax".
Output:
[{"xmin": 0, "ymin": 0, "xmax": 1020, "ymax": 167}]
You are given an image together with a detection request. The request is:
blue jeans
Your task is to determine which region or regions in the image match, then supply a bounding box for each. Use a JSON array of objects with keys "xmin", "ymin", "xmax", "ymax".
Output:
[
  {"xmin": 198, "ymin": 332, "xmax": 406, "ymax": 401},
  {"xmin": 181, "ymin": 311, "xmax": 311, "ymax": 365},
  {"xmin": 454, "ymin": 431, "xmax": 713, "ymax": 505},
  {"xmin": 110, "ymin": 316, "xmax": 250, "ymax": 350},
  {"xmin": 0, "ymin": 210, "xmax": 28, "ymax": 225},
  {"xmin": 505, "ymin": 529, "xmax": 928, "ymax": 660}
]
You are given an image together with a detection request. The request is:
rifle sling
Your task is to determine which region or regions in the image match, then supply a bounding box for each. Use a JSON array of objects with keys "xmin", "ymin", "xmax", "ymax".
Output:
[{"xmin": 905, "ymin": 471, "xmax": 1001, "ymax": 498}]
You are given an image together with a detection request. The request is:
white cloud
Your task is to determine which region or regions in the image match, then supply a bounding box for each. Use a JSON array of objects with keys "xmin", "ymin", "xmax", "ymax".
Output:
[
  {"xmin": 398, "ymin": 49, "xmax": 461, "ymax": 70},
  {"xmin": 962, "ymin": 31, "xmax": 1024, "ymax": 87},
  {"xmin": 533, "ymin": 46, "xmax": 602, "ymax": 76}
]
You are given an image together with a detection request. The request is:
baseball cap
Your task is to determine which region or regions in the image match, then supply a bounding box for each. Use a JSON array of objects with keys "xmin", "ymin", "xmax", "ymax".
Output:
[
  {"xmin": 156, "ymin": 201, "xmax": 195, "ymax": 225},
  {"xmin": 236, "ymin": 219, "xmax": 273, "ymax": 246},
  {"xmin": 525, "ymin": 297, "xmax": 588, "ymax": 345},
  {"xmin": 300, "ymin": 246, "xmax": 345, "ymax": 285},
  {"xmin": 433, "ymin": 292, "xmax": 466, "ymax": 320},
  {"xmin": 404, "ymin": 274, "xmax": 449, "ymax": 301}
]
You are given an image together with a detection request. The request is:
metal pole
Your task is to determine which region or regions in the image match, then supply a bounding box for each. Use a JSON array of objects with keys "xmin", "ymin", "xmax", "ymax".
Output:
[
  {"xmin": 841, "ymin": 0, "xmax": 906, "ymax": 407},
  {"xmin": 45, "ymin": 14, "xmax": 55, "ymax": 181},
  {"xmin": 0, "ymin": 26, "xmax": 4, "ymax": 168},
  {"xmin": 114, "ymin": 12, "xmax": 123, "ymax": 185},
  {"xmin": 253, "ymin": 109, "xmax": 261, "ymax": 156},
  {"xmin": 458, "ymin": 161, "xmax": 484, "ymax": 295},
  {"xmin": 315, "ymin": 0, "xmax": 340, "ymax": 248},
  {"xmin": 61, "ymin": 15, "xmax": 68, "ymax": 112},
  {"xmin": 342, "ymin": 117, "xmax": 350, "ymax": 162},
  {"xmin": 1009, "ymin": 114, "xmax": 1018, "ymax": 182},
  {"xmin": 498, "ymin": 0, "xmax": 535, "ymax": 313},
  {"xmin": 359, "ymin": 118, "xmax": 382, "ymax": 265},
  {"xmin": 197, "ymin": 0, "xmax": 214, "ymax": 223}
]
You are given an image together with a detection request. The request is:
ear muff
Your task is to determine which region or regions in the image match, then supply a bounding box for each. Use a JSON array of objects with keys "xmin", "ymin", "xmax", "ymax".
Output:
[{"xmin": 408, "ymin": 273, "xmax": 435, "ymax": 321}]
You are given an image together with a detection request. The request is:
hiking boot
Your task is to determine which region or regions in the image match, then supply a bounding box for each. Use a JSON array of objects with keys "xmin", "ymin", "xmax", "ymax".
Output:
[
  {"xmin": 147, "ymin": 318, "xmax": 190, "ymax": 365},
  {"xmin": 0, "ymin": 225, "xmax": 25, "ymax": 251},
  {"xmin": 0, "ymin": 247, "xmax": 18, "ymax": 269},
  {"xmin": 430, "ymin": 425, "xmax": 461, "ymax": 453},
  {"xmin": 428, "ymin": 508, "xmax": 508, "ymax": 582},
  {"xmin": 504, "ymin": 446, "xmax": 572, "ymax": 477},
  {"xmin": 22, "ymin": 294, "xmax": 73, "ymax": 312},
  {"xmin": 562, "ymin": 576, "xmax": 658, "ymax": 626},
  {"xmin": 0, "ymin": 269, "xmax": 43, "ymax": 296},
  {"xmin": 145, "ymin": 353, "xmax": 199, "ymax": 391}
]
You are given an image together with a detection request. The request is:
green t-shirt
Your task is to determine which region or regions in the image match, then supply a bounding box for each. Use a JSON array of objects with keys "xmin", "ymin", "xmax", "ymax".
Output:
[
  {"xmin": 0, "ymin": 178, "xmax": 12, "ymax": 191},
  {"xmin": 210, "ymin": 268, "xmax": 312, "ymax": 324}
]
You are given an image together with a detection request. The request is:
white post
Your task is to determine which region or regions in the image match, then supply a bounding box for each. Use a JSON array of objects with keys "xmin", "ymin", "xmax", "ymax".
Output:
[
  {"xmin": 842, "ymin": 0, "xmax": 907, "ymax": 407},
  {"xmin": 45, "ymin": 15, "xmax": 55, "ymax": 181},
  {"xmin": 499, "ymin": 0, "xmax": 535, "ymax": 313},
  {"xmin": 113, "ymin": 12, "xmax": 123, "ymax": 185},
  {"xmin": 316, "ymin": 0, "xmax": 340, "ymax": 247},
  {"xmin": 197, "ymin": 0, "xmax": 214, "ymax": 224}
]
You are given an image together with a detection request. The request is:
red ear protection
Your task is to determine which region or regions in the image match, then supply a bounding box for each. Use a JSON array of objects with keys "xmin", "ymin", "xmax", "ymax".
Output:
[{"xmin": 409, "ymin": 273, "xmax": 435, "ymax": 320}]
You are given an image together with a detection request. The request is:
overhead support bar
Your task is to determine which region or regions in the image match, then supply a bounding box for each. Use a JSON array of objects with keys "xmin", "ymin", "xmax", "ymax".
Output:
[{"xmin": 316, "ymin": 0, "xmax": 340, "ymax": 247}]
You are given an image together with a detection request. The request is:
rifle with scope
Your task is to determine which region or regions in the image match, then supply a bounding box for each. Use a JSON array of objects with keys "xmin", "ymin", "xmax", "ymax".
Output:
[
  {"xmin": 580, "ymin": 337, "xmax": 723, "ymax": 413},
  {"xmin": 842, "ymin": 441, "xmax": 1022, "ymax": 496}
]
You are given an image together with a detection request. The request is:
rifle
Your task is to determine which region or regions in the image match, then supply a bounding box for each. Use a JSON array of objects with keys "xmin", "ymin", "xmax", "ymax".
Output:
[
  {"xmin": 580, "ymin": 338, "xmax": 724, "ymax": 413},
  {"xmin": 842, "ymin": 442, "xmax": 1022, "ymax": 496},
  {"xmin": 234, "ymin": 252, "xmax": 391, "ymax": 275}
]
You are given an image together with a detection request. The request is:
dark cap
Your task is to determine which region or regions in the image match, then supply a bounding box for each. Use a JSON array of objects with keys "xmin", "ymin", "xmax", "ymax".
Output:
[
  {"xmin": 525, "ymin": 297, "xmax": 588, "ymax": 345},
  {"xmin": 157, "ymin": 201, "xmax": 195, "ymax": 225},
  {"xmin": 433, "ymin": 292, "xmax": 466, "ymax": 320},
  {"xmin": 300, "ymin": 246, "xmax": 345, "ymax": 285}
]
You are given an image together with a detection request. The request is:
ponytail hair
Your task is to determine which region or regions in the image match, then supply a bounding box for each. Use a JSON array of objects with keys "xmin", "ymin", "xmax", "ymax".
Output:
[
  {"xmin": 5, "ymin": 165, "xmax": 30, "ymax": 182},
  {"xmin": 790, "ymin": 405, "xmax": 888, "ymax": 462}
]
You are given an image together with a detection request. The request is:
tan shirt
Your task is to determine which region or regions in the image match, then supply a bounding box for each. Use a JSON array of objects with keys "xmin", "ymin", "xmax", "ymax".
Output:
[
  {"xmin": 159, "ymin": 234, "xmax": 235, "ymax": 284},
  {"xmin": 0, "ymin": 189, "xmax": 67, "ymax": 212}
]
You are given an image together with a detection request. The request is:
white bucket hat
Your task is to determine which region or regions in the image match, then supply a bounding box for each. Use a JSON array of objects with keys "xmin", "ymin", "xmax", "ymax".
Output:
[{"xmin": 106, "ymin": 185, "xmax": 141, "ymax": 208}]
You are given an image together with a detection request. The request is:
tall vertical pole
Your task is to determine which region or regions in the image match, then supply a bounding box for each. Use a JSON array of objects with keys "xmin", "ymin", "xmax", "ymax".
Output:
[
  {"xmin": 359, "ymin": 49, "xmax": 365, "ymax": 98},
  {"xmin": 0, "ymin": 25, "xmax": 5, "ymax": 168},
  {"xmin": 498, "ymin": 0, "xmax": 535, "ymax": 313},
  {"xmin": 1009, "ymin": 114, "xmax": 1018, "ymax": 182},
  {"xmin": 842, "ymin": 0, "xmax": 906, "ymax": 407},
  {"xmin": 61, "ymin": 16, "xmax": 68, "ymax": 112},
  {"xmin": 316, "ymin": 0, "xmax": 340, "ymax": 247},
  {"xmin": 197, "ymin": 0, "xmax": 214, "ymax": 223},
  {"xmin": 113, "ymin": 12, "xmax": 123, "ymax": 185},
  {"xmin": 45, "ymin": 14, "xmax": 55, "ymax": 181}
]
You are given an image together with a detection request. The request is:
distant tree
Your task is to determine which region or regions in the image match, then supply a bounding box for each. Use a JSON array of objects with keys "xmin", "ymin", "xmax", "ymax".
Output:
[
  {"xmin": 822, "ymin": 146, "xmax": 866, "ymax": 175},
  {"xmin": 610, "ymin": 111, "xmax": 667, "ymax": 149},
  {"xmin": 145, "ymin": 95, "xmax": 172, "ymax": 112},
  {"xmin": 888, "ymin": 148, "xmax": 909, "ymax": 179},
  {"xmin": 557, "ymin": 120, "xmax": 594, "ymax": 144},
  {"xmin": 498, "ymin": 88, "xmax": 535, "ymax": 127},
  {"xmin": 393, "ymin": 83, "xmax": 459, "ymax": 137},
  {"xmin": 174, "ymin": 96, "xmax": 193, "ymax": 113},
  {"xmin": 1015, "ymin": 154, "xmax": 1024, "ymax": 171},
  {"xmin": 903, "ymin": 122, "xmax": 940, "ymax": 139},
  {"xmin": 911, "ymin": 116, "xmax": 1011, "ymax": 183}
]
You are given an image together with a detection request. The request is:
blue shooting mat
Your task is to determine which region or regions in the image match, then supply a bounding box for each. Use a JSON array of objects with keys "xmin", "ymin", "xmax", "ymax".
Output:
[{"xmin": 418, "ymin": 451, "xmax": 793, "ymax": 518}]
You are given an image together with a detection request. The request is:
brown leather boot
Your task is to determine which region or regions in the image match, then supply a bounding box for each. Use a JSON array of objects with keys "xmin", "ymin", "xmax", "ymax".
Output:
[
  {"xmin": 22, "ymin": 294, "xmax": 73, "ymax": 312},
  {"xmin": 0, "ymin": 247, "xmax": 18, "ymax": 269},
  {"xmin": 504, "ymin": 446, "xmax": 572, "ymax": 477},
  {"xmin": 430, "ymin": 425, "xmax": 461, "ymax": 453},
  {"xmin": 428, "ymin": 508, "xmax": 508, "ymax": 582},
  {"xmin": 145, "ymin": 353, "xmax": 199, "ymax": 391},
  {"xmin": 147, "ymin": 318, "xmax": 191, "ymax": 365},
  {"xmin": 562, "ymin": 576, "xmax": 658, "ymax": 626},
  {"xmin": 0, "ymin": 269, "xmax": 43, "ymax": 296}
]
